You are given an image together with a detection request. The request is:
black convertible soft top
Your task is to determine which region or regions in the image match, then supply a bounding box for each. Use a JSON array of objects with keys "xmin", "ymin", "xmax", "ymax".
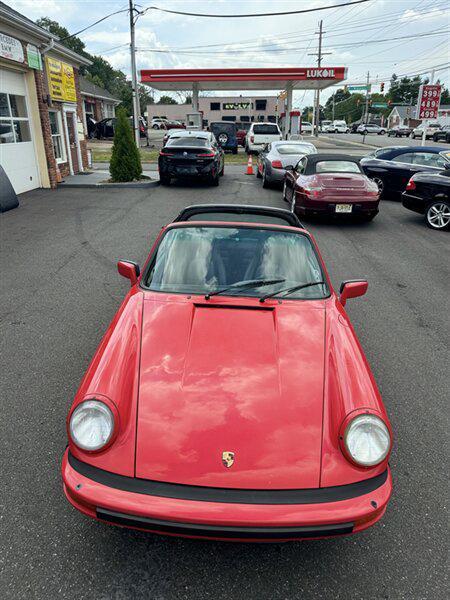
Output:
[{"xmin": 173, "ymin": 204, "xmax": 304, "ymax": 228}]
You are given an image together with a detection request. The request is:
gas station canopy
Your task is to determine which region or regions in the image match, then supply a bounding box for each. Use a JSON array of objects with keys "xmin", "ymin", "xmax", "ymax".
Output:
[{"xmin": 140, "ymin": 67, "xmax": 347, "ymax": 91}]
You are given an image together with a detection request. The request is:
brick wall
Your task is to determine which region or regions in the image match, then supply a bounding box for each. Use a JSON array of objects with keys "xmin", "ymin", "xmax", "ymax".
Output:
[
  {"xmin": 73, "ymin": 68, "xmax": 89, "ymax": 170},
  {"xmin": 34, "ymin": 69, "xmax": 60, "ymax": 188}
]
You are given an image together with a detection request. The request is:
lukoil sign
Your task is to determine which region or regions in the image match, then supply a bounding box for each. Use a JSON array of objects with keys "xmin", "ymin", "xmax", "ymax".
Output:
[{"xmin": 306, "ymin": 69, "xmax": 335, "ymax": 78}]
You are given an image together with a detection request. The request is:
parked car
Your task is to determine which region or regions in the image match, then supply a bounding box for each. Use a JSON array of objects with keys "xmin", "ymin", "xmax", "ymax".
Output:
[
  {"xmin": 165, "ymin": 120, "xmax": 185, "ymax": 130},
  {"xmin": 158, "ymin": 131, "xmax": 224, "ymax": 186},
  {"xmin": 410, "ymin": 123, "xmax": 441, "ymax": 139},
  {"xmin": 236, "ymin": 122, "xmax": 250, "ymax": 147},
  {"xmin": 151, "ymin": 118, "xmax": 169, "ymax": 130},
  {"xmin": 245, "ymin": 122, "xmax": 282, "ymax": 153},
  {"xmin": 432, "ymin": 125, "xmax": 450, "ymax": 143},
  {"xmin": 283, "ymin": 154, "xmax": 380, "ymax": 221},
  {"xmin": 299, "ymin": 121, "xmax": 313, "ymax": 134},
  {"xmin": 319, "ymin": 120, "xmax": 332, "ymax": 132},
  {"xmin": 360, "ymin": 146, "xmax": 450, "ymax": 198},
  {"xmin": 326, "ymin": 120, "xmax": 350, "ymax": 134},
  {"xmin": 62, "ymin": 205, "xmax": 393, "ymax": 541},
  {"xmin": 209, "ymin": 121, "xmax": 238, "ymax": 154},
  {"xmin": 402, "ymin": 168, "xmax": 450, "ymax": 230},
  {"xmin": 256, "ymin": 140, "xmax": 317, "ymax": 188},
  {"xmin": 387, "ymin": 125, "xmax": 412, "ymax": 138},
  {"xmin": 96, "ymin": 116, "xmax": 147, "ymax": 139},
  {"xmin": 357, "ymin": 123, "xmax": 386, "ymax": 135}
]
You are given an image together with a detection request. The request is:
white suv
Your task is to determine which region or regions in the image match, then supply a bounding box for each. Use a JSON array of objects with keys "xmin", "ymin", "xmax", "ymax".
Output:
[
  {"xmin": 411, "ymin": 123, "xmax": 441, "ymax": 139},
  {"xmin": 326, "ymin": 120, "xmax": 349, "ymax": 133},
  {"xmin": 151, "ymin": 118, "xmax": 169, "ymax": 130},
  {"xmin": 246, "ymin": 122, "xmax": 282, "ymax": 153},
  {"xmin": 357, "ymin": 123, "xmax": 386, "ymax": 135}
]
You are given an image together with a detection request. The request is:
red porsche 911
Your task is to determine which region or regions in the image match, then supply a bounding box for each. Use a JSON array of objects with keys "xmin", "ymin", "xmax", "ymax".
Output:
[
  {"xmin": 283, "ymin": 154, "xmax": 380, "ymax": 221},
  {"xmin": 62, "ymin": 205, "xmax": 393, "ymax": 542}
]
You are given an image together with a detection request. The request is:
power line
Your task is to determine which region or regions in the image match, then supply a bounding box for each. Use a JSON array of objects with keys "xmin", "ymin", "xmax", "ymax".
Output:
[
  {"xmin": 136, "ymin": 28, "xmax": 450, "ymax": 55},
  {"xmin": 59, "ymin": 8, "xmax": 129, "ymax": 41},
  {"xmin": 140, "ymin": 0, "xmax": 373, "ymax": 19}
]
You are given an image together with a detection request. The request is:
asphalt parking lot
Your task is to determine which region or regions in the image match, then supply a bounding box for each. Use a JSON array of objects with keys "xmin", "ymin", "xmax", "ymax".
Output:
[{"xmin": 1, "ymin": 175, "xmax": 448, "ymax": 600}]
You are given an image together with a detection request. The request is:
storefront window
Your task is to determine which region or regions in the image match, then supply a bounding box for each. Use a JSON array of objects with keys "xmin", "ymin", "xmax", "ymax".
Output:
[
  {"xmin": 0, "ymin": 93, "xmax": 31, "ymax": 144},
  {"xmin": 48, "ymin": 111, "xmax": 66, "ymax": 163}
]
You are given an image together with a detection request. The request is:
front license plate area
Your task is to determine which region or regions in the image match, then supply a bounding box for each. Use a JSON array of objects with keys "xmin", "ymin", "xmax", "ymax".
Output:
[{"xmin": 335, "ymin": 204, "xmax": 353, "ymax": 213}]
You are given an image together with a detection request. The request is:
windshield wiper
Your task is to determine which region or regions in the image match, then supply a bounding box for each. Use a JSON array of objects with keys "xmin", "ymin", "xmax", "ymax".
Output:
[
  {"xmin": 259, "ymin": 281, "xmax": 326, "ymax": 303},
  {"xmin": 205, "ymin": 278, "xmax": 286, "ymax": 300}
]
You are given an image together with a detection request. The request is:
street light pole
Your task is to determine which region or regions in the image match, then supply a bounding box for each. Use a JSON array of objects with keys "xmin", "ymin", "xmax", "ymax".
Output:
[{"xmin": 129, "ymin": 0, "xmax": 140, "ymax": 148}]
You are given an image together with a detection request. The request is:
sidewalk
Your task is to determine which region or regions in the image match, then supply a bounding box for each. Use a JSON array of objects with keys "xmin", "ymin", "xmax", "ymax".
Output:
[{"xmin": 59, "ymin": 169, "xmax": 159, "ymax": 188}]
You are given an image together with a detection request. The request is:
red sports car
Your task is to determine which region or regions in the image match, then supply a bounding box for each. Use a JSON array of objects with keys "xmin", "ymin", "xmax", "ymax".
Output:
[
  {"xmin": 283, "ymin": 154, "xmax": 380, "ymax": 221},
  {"xmin": 62, "ymin": 205, "xmax": 393, "ymax": 542}
]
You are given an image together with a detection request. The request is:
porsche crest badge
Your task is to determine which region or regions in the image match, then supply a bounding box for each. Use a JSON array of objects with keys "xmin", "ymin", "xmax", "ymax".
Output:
[{"xmin": 222, "ymin": 451, "xmax": 235, "ymax": 468}]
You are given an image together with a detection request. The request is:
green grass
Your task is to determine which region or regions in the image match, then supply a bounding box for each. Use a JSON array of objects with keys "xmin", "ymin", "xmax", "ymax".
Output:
[{"xmin": 91, "ymin": 148, "xmax": 249, "ymax": 164}]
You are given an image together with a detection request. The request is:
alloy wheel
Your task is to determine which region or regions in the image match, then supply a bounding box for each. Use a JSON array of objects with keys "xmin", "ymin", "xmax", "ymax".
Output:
[
  {"xmin": 372, "ymin": 177, "xmax": 384, "ymax": 195},
  {"xmin": 426, "ymin": 202, "xmax": 450, "ymax": 230}
]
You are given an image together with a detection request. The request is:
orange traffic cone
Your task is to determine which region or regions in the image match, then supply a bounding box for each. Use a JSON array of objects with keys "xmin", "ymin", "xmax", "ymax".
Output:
[{"xmin": 246, "ymin": 153, "xmax": 254, "ymax": 175}]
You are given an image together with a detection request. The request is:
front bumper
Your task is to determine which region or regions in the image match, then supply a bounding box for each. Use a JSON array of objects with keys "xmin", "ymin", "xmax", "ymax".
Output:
[{"xmin": 62, "ymin": 450, "xmax": 392, "ymax": 542}]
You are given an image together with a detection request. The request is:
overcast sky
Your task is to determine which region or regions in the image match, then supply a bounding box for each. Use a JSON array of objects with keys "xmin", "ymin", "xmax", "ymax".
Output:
[{"xmin": 10, "ymin": 0, "xmax": 450, "ymax": 106}]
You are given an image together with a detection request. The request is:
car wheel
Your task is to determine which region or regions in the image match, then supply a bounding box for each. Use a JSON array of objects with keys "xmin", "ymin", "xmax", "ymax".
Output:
[
  {"xmin": 219, "ymin": 163, "xmax": 224, "ymax": 176},
  {"xmin": 152, "ymin": 124, "xmax": 159, "ymax": 129},
  {"xmin": 363, "ymin": 129, "xmax": 368, "ymax": 135},
  {"xmin": 425, "ymin": 200, "xmax": 450, "ymax": 231},
  {"xmin": 210, "ymin": 172, "xmax": 220, "ymax": 187},
  {"xmin": 159, "ymin": 175, "xmax": 170, "ymax": 186},
  {"xmin": 218, "ymin": 132, "xmax": 229, "ymax": 146},
  {"xmin": 262, "ymin": 168, "xmax": 271, "ymax": 188},
  {"xmin": 282, "ymin": 180, "xmax": 288, "ymax": 202},
  {"xmin": 380, "ymin": 130, "xmax": 386, "ymax": 135},
  {"xmin": 256, "ymin": 163, "xmax": 262, "ymax": 178},
  {"xmin": 371, "ymin": 176, "xmax": 385, "ymax": 199}
]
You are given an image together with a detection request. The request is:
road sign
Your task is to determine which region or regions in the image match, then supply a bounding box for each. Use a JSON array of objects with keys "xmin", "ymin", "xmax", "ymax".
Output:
[
  {"xmin": 416, "ymin": 84, "xmax": 441, "ymax": 119},
  {"xmin": 372, "ymin": 103, "xmax": 388, "ymax": 108},
  {"xmin": 348, "ymin": 85, "xmax": 371, "ymax": 91}
]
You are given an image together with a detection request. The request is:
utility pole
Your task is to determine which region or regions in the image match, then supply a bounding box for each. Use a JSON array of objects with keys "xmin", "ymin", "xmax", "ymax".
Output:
[
  {"xmin": 308, "ymin": 20, "xmax": 331, "ymax": 137},
  {"xmin": 332, "ymin": 94, "xmax": 335, "ymax": 121},
  {"xmin": 363, "ymin": 71, "xmax": 370, "ymax": 125},
  {"xmin": 129, "ymin": 0, "xmax": 140, "ymax": 148}
]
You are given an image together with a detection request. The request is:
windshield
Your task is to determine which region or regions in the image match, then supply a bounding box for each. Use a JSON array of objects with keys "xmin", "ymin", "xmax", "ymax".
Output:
[
  {"xmin": 144, "ymin": 226, "xmax": 328, "ymax": 299},
  {"xmin": 253, "ymin": 124, "xmax": 280, "ymax": 134},
  {"xmin": 167, "ymin": 137, "xmax": 209, "ymax": 147},
  {"xmin": 276, "ymin": 144, "xmax": 316, "ymax": 155},
  {"xmin": 316, "ymin": 160, "xmax": 361, "ymax": 173}
]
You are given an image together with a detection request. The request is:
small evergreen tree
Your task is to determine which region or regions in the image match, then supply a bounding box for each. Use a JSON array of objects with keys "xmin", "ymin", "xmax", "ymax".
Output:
[{"xmin": 109, "ymin": 108, "xmax": 142, "ymax": 182}]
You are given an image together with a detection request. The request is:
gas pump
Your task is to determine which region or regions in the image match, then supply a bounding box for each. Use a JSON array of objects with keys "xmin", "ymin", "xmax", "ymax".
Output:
[{"xmin": 186, "ymin": 112, "xmax": 203, "ymax": 129}]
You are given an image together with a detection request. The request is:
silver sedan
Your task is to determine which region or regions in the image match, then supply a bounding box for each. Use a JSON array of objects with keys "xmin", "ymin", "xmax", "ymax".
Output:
[{"xmin": 256, "ymin": 141, "xmax": 317, "ymax": 188}]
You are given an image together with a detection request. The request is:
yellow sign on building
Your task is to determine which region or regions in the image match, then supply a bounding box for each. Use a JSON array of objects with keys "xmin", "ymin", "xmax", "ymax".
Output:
[{"xmin": 46, "ymin": 57, "xmax": 77, "ymax": 102}]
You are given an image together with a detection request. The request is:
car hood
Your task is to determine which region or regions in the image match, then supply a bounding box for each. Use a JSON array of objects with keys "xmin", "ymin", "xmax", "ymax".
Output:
[{"xmin": 135, "ymin": 296, "xmax": 326, "ymax": 489}]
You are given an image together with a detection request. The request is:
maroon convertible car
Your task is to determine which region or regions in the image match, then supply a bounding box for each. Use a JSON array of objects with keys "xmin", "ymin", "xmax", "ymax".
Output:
[{"xmin": 283, "ymin": 154, "xmax": 380, "ymax": 222}]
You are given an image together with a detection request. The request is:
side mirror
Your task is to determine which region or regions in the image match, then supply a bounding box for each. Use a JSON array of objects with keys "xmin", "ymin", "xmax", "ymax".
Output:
[
  {"xmin": 443, "ymin": 162, "xmax": 450, "ymax": 170},
  {"xmin": 118, "ymin": 260, "xmax": 140, "ymax": 286},
  {"xmin": 339, "ymin": 280, "xmax": 368, "ymax": 306}
]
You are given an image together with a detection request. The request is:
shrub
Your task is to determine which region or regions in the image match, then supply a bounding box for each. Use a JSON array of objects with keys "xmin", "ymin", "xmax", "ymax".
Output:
[{"xmin": 109, "ymin": 108, "xmax": 142, "ymax": 182}]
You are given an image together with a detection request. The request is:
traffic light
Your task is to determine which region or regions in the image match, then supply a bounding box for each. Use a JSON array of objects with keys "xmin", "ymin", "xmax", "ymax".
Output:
[{"xmin": 380, "ymin": 82, "xmax": 385, "ymax": 92}]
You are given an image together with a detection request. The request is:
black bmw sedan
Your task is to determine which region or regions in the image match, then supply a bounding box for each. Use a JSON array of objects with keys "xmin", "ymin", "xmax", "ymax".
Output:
[
  {"xmin": 158, "ymin": 132, "xmax": 224, "ymax": 186},
  {"xmin": 402, "ymin": 169, "xmax": 450, "ymax": 231},
  {"xmin": 360, "ymin": 146, "xmax": 450, "ymax": 198}
]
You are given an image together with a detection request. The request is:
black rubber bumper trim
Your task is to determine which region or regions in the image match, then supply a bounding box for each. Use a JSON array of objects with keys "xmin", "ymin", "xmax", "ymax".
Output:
[
  {"xmin": 96, "ymin": 508, "xmax": 354, "ymax": 539},
  {"xmin": 68, "ymin": 452, "xmax": 388, "ymax": 505}
]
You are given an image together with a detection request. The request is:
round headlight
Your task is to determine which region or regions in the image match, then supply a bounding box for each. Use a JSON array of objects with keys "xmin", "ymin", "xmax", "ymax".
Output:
[
  {"xmin": 69, "ymin": 400, "xmax": 114, "ymax": 451},
  {"xmin": 344, "ymin": 414, "xmax": 390, "ymax": 466}
]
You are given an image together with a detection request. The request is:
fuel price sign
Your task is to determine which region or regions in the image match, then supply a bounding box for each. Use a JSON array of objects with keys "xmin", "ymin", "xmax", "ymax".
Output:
[{"xmin": 416, "ymin": 84, "xmax": 441, "ymax": 119}]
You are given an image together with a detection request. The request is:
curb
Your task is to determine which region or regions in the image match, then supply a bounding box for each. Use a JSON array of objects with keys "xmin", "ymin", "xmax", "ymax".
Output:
[{"xmin": 59, "ymin": 180, "xmax": 160, "ymax": 189}]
